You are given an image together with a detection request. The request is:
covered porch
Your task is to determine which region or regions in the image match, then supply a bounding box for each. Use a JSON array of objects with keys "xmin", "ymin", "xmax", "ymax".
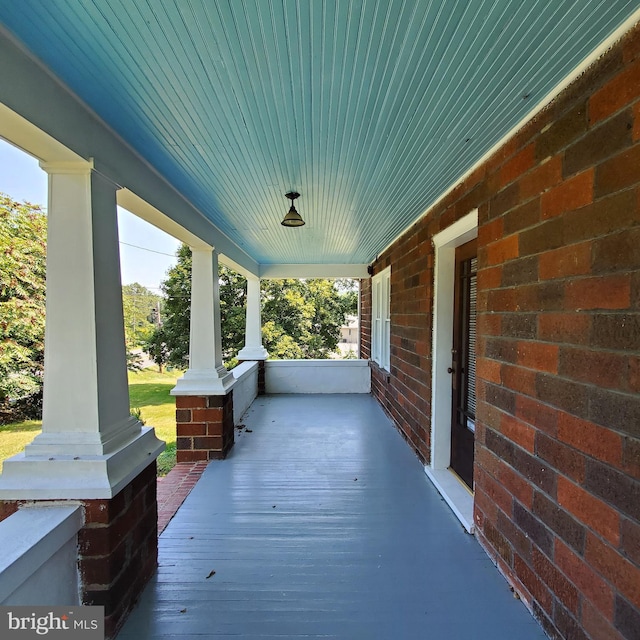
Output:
[
  {"xmin": 119, "ymin": 393, "xmax": 546, "ymax": 639},
  {"xmin": 1, "ymin": 3, "xmax": 640, "ymax": 639}
]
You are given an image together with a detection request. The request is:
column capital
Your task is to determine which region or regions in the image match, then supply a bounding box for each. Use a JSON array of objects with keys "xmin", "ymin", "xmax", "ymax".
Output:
[{"xmin": 39, "ymin": 159, "xmax": 94, "ymax": 175}]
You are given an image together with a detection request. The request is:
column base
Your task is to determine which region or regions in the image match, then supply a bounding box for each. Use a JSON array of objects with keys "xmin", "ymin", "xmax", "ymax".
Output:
[
  {"xmin": 237, "ymin": 346, "xmax": 269, "ymax": 360},
  {"xmin": 175, "ymin": 392, "xmax": 234, "ymax": 461},
  {"xmin": 171, "ymin": 367, "xmax": 235, "ymax": 396},
  {"xmin": 0, "ymin": 427, "xmax": 165, "ymax": 500}
]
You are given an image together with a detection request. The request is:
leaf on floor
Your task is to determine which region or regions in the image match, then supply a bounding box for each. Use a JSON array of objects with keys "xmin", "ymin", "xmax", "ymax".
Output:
[
  {"xmin": 179, "ymin": 609, "xmax": 187, "ymax": 613},
  {"xmin": 205, "ymin": 570, "xmax": 216, "ymax": 579},
  {"xmin": 245, "ymin": 429, "xmax": 253, "ymax": 433}
]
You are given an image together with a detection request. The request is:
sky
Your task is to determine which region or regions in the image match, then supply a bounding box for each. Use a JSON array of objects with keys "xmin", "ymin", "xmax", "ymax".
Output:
[{"xmin": 0, "ymin": 138, "xmax": 179, "ymax": 293}]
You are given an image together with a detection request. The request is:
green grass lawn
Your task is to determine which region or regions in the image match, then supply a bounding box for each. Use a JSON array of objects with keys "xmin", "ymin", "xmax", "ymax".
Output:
[
  {"xmin": 0, "ymin": 419, "xmax": 42, "ymax": 474},
  {"xmin": 128, "ymin": 368, "xmax": 181, "ymax": 475},
  {"xmin": 0, "ymin": 368, "xmax": 180, "ymax": 476}
]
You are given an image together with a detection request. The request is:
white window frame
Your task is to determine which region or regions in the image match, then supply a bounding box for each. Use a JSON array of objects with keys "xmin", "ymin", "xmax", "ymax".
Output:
[{"xmin": 371, "ymin": 266, "xmax": 391, "ymax": 371}]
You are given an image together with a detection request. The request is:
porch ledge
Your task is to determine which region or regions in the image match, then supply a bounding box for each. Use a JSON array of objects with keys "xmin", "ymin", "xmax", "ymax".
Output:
[
  {"xmin": 0, "ymin": 505, "xmax": 82, "ymax": 604},
  {"xmin": 232, "ymin": 361, "xmax": 259, "ymax": 424},
  {"xmin": 265, "ymin": 359, "xmax": 371, "ymax": 394},
  {"xmin": 267, "ymin": 359, "xmax": 368, "ymax": 367}
]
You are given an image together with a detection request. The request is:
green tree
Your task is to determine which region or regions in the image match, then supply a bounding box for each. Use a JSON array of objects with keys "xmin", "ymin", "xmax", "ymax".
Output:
[
  {"xmin": 153, "ymin": 244, "xmax": 192, "ymax": 369},
  {"xmin": 0, "ymin": 193, "xmax": 47, "ymax": 420},
  {"xmin": 122, "ymin": 282, "xmax": 160, "ymax": 347},
  {"xmin": 150, "ymin": 243, "xmax": 358, "ymax": 368},
  {"xmin": 219, "ymin": 265, "xmax": 247, "ymax": 363},
  {"xmin": 261, "ymin": 279, "xmax": 354, "ymax": 359},
  {"xmin": 144, "ymin": 327, "xmax": 170, "ymax": 373}
]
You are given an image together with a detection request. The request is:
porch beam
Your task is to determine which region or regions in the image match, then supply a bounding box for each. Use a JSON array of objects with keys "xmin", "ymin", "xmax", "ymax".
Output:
[
  {"xmin": 0, "ymin": 33, "xmax": 258, "ymax": 275},
  {"xmin": 259, "ymin": 264, "xmax": 370, "ymax": 279}
]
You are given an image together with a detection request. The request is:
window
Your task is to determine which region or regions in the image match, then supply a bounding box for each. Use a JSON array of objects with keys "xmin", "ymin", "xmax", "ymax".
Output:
[{"xmin": 371, "ymin": 266, "xmax": 391, "ymax": 371}]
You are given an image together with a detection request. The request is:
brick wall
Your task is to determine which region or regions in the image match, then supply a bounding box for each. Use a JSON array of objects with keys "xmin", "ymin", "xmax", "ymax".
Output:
[
  {"xmin": 363, "ymin": 22, "xmax": 640, "ymax": 640},
  {"xmin": 175, "ymin": 393, "xmax": 234, "ymax": 461},
  {"xmin": 81, "ymin": 461, "xmax": 158, "ymax": 638},
  {"xmin": 366, "ymin": 232, "xmax": 434, "ymax": 462},
  {"xmin": 0, "ymin": 463, "xmax": 159, "ymax": 639}
]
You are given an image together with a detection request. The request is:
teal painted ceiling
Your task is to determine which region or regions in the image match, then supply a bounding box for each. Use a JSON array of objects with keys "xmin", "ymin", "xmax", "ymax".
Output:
[{"xmin": 1, "ymin": 0, "xmax": 639, "ymax": 265}]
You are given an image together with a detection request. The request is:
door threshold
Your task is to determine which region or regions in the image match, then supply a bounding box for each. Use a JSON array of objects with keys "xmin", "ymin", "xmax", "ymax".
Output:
[{"xmin": 424, "ymin": 466, "xmax": 474, "ymax": 533}]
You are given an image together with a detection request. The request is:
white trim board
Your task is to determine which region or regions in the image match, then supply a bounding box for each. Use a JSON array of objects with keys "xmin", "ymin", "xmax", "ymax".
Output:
[
  {"xmin": 425, "ymin": 467, "xmax": 474, "ymax": 534},
  {"xmin": 427, "ymin": 210, "xmax": 478, "ymax": 533}
]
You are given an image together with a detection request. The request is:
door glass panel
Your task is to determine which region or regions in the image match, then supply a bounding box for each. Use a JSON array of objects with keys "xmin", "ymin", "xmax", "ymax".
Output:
[
  {"xmin": 451, "ymin": 239, "xmax": 477, "ymax": 490},
  {"xmin": 463, "ymin": 257, "xmax": 477, "ymax": 432}
]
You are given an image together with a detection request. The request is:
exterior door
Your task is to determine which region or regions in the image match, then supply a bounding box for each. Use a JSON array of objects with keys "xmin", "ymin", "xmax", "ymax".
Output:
[{"xmin": 450, "ymin": 239, "xmax": 477, "ymax": 490}]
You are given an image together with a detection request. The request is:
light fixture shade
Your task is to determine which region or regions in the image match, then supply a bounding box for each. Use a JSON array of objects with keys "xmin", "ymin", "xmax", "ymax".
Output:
[
  {"xmin": 282, "ymin": 191, "xmax": 305, "ymax": 226},
  {"xmin": 281, "ymin": 205, "xmax": 305, "ymax": 227}
]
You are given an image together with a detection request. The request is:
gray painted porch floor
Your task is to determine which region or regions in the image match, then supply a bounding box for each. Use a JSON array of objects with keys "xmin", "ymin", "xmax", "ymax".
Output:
[{"xmin": 117, "ymin": 395, "xmax": 547, "ymax": 639}]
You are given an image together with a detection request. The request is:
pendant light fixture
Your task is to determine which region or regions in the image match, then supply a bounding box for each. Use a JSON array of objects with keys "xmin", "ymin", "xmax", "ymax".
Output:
[{"xmin": 281, "ymin": 191, "xmax": 305, "ymax": 227}]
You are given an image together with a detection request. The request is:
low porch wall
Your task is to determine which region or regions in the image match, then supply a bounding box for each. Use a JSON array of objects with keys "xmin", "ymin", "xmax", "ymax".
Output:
[
  {"xmin": 0, "ymin": 505, "xmax": 82, "ymax": 605},
  {"xmin": 265, "ymin": 359, "xmax": 371, "ymax": 394},
  {"xmin": 232, "ymin": 360, "xmax": 259, "ymax": 423}
]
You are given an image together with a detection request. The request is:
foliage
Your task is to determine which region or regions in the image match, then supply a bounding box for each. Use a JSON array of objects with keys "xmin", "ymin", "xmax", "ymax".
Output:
[
  {"xmin": 0, "ymin": 193, "xmax": 47, "ymax": 421},
  {"xmin": 130, "ymin": 407, "xmax": 145, "ymax": 424},
  {"xmin": 148, "ymin": 243, "xmax": 358, "ymax": 368},
  {"xmin": 261, "ymin": 278, "xmax": 356, "ymax": 359},
  {"xmin": 150, "ymin": 244, "xmax": 191, "ymax": 369},
  {"xmin": 127, "ymin": 368, "xmax": 181, "ymax": 475},
  {"xmin": 219, "ymin": 265, "xmax": 247, "ymax": 361},
  {"xmin": 126, "ymin": 349, "xmax": 144, "ymax": 372},
  {"xmin": 122, "ymin": 282, "xmax": 160, "ymax": 347},
  {"xmin": 144, "ymin": 327, "xmax": 170, "ymax": 373}
]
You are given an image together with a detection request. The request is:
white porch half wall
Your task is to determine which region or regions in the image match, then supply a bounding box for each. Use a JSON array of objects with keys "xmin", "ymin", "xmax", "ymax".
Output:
[
  {"xmin": 0, "ymin": 505, "xmax": 82, "ymax": 606},
  {"xmin": 265, "ymin": 360, "xmax": 371, "ymax": 394},
  {"xmin": 232, "ymin": 361, "xmax": 259, "ymax": 424}
]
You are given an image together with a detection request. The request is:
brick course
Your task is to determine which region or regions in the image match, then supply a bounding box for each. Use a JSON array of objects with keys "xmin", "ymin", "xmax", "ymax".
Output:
[
  {"xmin": 0, "ymin": 464, "xmax": 159, "ymax": 640},
  {"xmin": 363, "ymin": 20, "xmax": 640, "ymax": 640},
  {"xmin": 174, "ymin": 392, "xmax": 234, "ymax": 461}
]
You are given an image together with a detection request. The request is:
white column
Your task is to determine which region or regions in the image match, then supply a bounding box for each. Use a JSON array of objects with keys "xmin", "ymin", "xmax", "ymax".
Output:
[
  {"xmin": 0, "ymin": 162, "xmax": 163, "ymax": 499},
  {"xmin": 237, "ymin": 275, "xmax": 268, "ymax": 360},
  {"xmin": 171, "ymin": 248, "xmax": 234, "ymax": 395}
]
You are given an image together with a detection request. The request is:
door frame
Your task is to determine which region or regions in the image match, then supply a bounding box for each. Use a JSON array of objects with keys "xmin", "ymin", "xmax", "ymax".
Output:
[{"xmin": 425, "ymin": 209, "xmax": 477, "ymax": 533}]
